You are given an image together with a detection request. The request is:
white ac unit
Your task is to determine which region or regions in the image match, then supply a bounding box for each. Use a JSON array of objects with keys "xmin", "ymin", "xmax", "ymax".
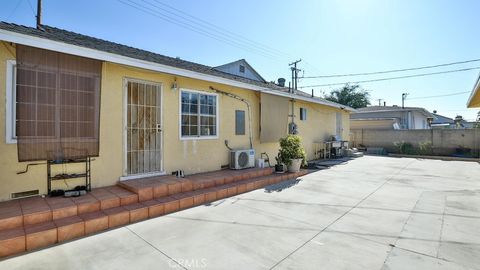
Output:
[{"xmin": 230, "ymin": 149, "xmax": 255, "ymax": 170}]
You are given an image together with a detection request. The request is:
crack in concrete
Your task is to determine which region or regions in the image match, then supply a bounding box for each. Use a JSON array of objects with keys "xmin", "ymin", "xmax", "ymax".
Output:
[
  {"xmin": 125, "ymin": 226, "xmax": 188, "ymax": 270},
  {"xmin": 268, "ymin": 159, "xmax": 418, "ymax": 270}
]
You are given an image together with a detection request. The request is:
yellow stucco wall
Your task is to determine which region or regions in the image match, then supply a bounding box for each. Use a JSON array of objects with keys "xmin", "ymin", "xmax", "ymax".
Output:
[
  {"xmin": 0, "ymin": 42, "xmax": 350, "ymax": 201},
  {"xmin": 293, "ymin": 100, "xmax": 349, "ymax": 160}
]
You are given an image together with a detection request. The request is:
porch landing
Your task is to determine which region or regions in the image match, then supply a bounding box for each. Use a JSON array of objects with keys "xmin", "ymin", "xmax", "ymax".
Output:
[{"xmin": 0, "ymin": 167, "xmax": 308, "ymax": 258}]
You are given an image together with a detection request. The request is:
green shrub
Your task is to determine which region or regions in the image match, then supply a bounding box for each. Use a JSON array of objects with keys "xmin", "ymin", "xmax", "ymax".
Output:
[
  {"xmin": 418, "ymin": 141, "xmax": 433, "ymax": 155},
  {"xmin": 393, "ymin": 141, "xmax": 416, "ymax": 155},
  {"xmin": 278, "ymin": 135, "xmax": 307, "ymax": 166}
]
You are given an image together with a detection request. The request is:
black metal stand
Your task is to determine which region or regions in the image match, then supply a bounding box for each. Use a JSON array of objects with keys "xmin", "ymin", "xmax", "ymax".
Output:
[{"xmin": 47, "ymin": 157, "xmax": 91, "ymax": 195}]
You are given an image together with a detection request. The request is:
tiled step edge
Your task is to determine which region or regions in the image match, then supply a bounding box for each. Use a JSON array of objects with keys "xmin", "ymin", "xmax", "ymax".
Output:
[
  {"xmin": 0, "ymin": 169, "xmax": 307, "ymax": 258},
  {"xmin": 117, "ymin": 167, "xmax": 275, "ymax": 202}
]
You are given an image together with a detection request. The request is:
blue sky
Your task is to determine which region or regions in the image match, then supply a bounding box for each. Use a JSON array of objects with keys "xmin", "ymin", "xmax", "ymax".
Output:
[{"xmin": 2, "ymin": 0, "xmax": 479, "ymax": 120}]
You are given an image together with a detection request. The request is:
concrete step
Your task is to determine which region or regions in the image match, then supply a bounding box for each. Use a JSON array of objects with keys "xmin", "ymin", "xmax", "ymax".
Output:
[{"xmin": 0, "ymin": 167, "xmax": 307, "ymax": 258}]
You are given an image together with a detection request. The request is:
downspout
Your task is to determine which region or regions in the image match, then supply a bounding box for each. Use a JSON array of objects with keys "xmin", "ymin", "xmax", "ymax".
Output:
[{"xmin": 209, "ymin": 86, "xmax": 253, "ymax": 149}]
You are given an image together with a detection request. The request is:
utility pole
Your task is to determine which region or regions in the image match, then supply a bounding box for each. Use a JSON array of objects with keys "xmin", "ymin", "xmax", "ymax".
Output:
[
  {"xmin": 376, "ymin": 98, "xmax": 383, "ymax": 106},
  {"xmin": 36, "ymin": 0, "xmax": 42, "ymax": 30},
  {"xmin": 402, "ymin": 93, "xmax": 409, "ymax": 109},
  {"xmin": 289, "ymin": 59, "xmax": 302, "ymax": 93}
]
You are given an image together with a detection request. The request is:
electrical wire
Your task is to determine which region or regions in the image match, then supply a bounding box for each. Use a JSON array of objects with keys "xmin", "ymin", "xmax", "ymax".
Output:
[
  {"xmin": 26, "ymin": 0, "xmax": 35, "ymax": 17},
  {"xmin": 117, "ymin": 0, "xmax": 285, "ymax": 62},
  {"xmin": 5, "ymin": 0, "xmax": 23, "ymax": 21},
  {"xmin": 301, "ymin": 58, "xmax": 480, "ymax": 78},
  {"xmin": 298, "ymin": 67, "xmax": 480, "ymax": 88},
  {"xmin": 146, "ymin": 0, "xmax": 287, "ymax": 58},
  {"xmin": 406, "ymin": 91, "xmax": 471, "ymax": 100}
]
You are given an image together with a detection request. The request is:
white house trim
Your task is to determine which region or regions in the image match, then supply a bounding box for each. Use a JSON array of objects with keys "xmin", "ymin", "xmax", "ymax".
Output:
[
  {"xmin": 178, "ymin": 88, "xmax": 220, "ymax": 141},
  {"xmin": 0, "ymin": 29, "xmax": 355, "ymax": 112},
  {"xmin": 5, "ymin": 59, "xmax": 16, "ymax": 144}
]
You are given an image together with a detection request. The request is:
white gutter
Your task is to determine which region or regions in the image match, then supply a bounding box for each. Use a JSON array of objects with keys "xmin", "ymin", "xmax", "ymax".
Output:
[{"xmin": 0, "ymin": 29, "xmax": 354, "ymax": 112}]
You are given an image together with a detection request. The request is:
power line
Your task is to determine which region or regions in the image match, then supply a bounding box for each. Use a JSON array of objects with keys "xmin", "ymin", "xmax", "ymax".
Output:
[
  {"xmin": 298, "ymin": 67, "xmax": 480, "ymax": 88},
  {"xmin": 148, "ymin": 0, "xmax": 288, "ymax": 58},
  {"xmin": 5, "ymin": 0, "xmax": 23, "ymax": 21},
  {"xmin": 300, "ymin": 58, "xmax": 480, "ymax": 79},
  {"xmin": 406, "ymin": 91, "xmax": 471, "ymax": 100},
  {"xmin": 117, "ymin": 0, "xmax": 286, "ymax": 62},
  {"xmin": 26, "ymin": 0, "xmax": 35, "ymax": 16}
]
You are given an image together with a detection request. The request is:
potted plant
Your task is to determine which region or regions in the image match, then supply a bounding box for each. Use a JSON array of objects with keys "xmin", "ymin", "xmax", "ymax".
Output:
[
  {"xmin": 274, "ymin": 155, "xmax": 286, "ymax": 173},
  {"xmin": 278, "ymin": 135, "xmax": 306, "ymax": 172}
]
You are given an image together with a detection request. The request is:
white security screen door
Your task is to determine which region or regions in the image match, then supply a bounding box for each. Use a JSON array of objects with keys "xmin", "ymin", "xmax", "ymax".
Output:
[{"xmin": 126, "ymin": 80, "xmax": 162, "ymax": 175}]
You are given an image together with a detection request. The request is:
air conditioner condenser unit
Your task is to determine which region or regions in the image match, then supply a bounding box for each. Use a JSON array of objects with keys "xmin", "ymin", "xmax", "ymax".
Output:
[{"xmin": 230, "ymin": 149, "xmax": 255, "ymax": 170}]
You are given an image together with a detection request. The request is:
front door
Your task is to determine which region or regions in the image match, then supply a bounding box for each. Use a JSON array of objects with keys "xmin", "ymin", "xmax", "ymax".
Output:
[{"xmin": 125, "ymin": 80, "xmax": 163, "ymax": 175}]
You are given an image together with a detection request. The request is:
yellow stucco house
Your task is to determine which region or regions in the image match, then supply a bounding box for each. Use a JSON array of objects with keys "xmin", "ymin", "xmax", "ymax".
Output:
[
  {"xmin": 467, "ymin": 73, "xmax": 480, "ymax": 108},
  {"xmin": 0, "ymin": 22, "xmax": 353, "ymax": 201}
]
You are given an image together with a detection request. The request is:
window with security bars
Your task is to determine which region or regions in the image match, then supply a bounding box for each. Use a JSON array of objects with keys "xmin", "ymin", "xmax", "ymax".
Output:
[{"xmin": 181, "ymin": 90, "xmax": 217, "ymax": 138}]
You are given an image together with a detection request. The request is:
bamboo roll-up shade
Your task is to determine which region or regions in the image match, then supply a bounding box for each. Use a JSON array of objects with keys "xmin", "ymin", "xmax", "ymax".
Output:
[{"xmin": 16, "ymin": 45, "xmax": 102, "ymax": 162}]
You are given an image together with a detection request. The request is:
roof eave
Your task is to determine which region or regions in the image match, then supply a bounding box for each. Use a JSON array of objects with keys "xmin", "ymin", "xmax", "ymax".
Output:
[
  {"xmin": 467, "ymin": 72, "xmax": 480, "ymax": 108},
  {"xmin": 0, "ymin": 28, "xmax": 353, "ymax": 111}
]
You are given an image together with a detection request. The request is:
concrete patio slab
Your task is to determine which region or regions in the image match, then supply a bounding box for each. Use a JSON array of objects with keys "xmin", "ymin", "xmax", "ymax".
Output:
[{"xmin": 1, "ymin": 156, "xmax": 479, "ymax": 269}]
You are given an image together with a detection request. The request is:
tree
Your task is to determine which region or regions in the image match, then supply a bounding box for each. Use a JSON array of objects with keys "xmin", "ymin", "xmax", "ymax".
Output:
[{"xmin": 324, "ymin": 84, "xmax": 371, "ymax": 109}]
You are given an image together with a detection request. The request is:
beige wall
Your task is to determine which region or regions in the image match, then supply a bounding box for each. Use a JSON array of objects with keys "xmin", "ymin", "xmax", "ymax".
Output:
[
  {"xmin": 0, "ymin": 42, "xmax": 349, "ymax": 201},
  {"xmin": 351, "ymin": 119, "xmax": 397, "ymax": 130},
  {"xmin": 294, "ymin": 100, "xmax": 350, "ymax": 160},
  {"xmin": 351, "ymin": 128, "xmax": 480, "ymax": 156}
]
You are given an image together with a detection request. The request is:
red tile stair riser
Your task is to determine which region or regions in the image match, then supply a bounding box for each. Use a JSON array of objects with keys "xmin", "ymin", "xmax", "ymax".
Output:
[
  {"xmin": 204, "ymin": 189, "xmax": 217, "ymax": 202},
  {"xmin": 0, "ymin": 205, "xmax": 23, "ymax": 230},
  {"xmin": 79, "ymin": 212, "xmax": 109, "ymax": 235},
  {"xmin": 45, "ymin": 197, "xmax": 78, "ymax": 220},
  {"xmin": 105, "ymin": 186, "xmax": 138, "ymax": 206},
  {"xmin": 20, "ymin": 197, "xmax": 52, "ymax": 226},
  {"xmin": 0, "ymin": 227, "xmax": 25, "ymax": 257},
  {"xmin": 124, "ymin": 203, "xmax": 149, "ymax": 223},
  {"xmin": 0, "ymin": 168, "xmax": 306, "ymax": 258},
  {"xmin": 24, "ymin": 221, "xmax": 57, "ymax": 251},
  {"xmin": 71, "ymin": 194, "xmax": 100, "ymax": 214},
  {"xmin": 89, "ymin": 188, "xmax": 121, "ymax": 210},
  {"xmin": 103, "ymin": 207, "xmax": 130, "ymax": 228},
  {"xmin": 54, "ymin": 216, "xmax": 85, "ymax": 242},
  {"xmin": 157, "ymin": 197, "xmax": 180, "ymax": 214},
  {"xmin": 141, "ymin": 200, "xmax": 165, "ymax": 218},
  {"xmin": 172, "ymin": 193, "xmax": 195, "ymax": 210}
]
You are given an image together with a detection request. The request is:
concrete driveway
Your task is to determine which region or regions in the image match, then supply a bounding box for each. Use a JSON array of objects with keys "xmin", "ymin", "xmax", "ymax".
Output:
[{"xmin": 1, "ymin": 156, "xmax": 480, "ymax": 270}]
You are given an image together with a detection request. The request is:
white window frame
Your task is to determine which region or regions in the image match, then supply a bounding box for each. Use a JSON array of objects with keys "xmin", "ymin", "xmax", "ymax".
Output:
[
  {"xmin": 5, "ymin": 60, "xmax": 16, "ymax": 144},
  {"xmin": 179, "ymin": 88, "xmax": 219, "ymax": 140},
  {"xmin": 300, "ymin": 107, "xmax": 307, "ymax": 121}
]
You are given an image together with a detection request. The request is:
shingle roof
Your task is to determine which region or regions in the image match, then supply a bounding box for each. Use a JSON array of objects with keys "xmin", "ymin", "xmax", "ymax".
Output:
[
  {"xmin": 355, "ymin": 105, "xmax": 434, "ymax": 117},
  {"xmin": 0, "ymin": 22, "xmax": 352, "ymax": 111},
  {"xmin": 431, "ymin": 113, "xmax": 454, "ymax": 124}
]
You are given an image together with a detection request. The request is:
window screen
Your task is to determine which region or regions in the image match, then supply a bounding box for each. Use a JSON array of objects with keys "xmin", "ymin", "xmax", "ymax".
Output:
[
  {"xmin": 235, "ymin": 110, "xmax": 245, "ymax": 135},
  {"xmin": 300, "ymin": 108, "xmax": 307, "ymax": 121},
  {"xmin": 15, "ymin": 45, "xmax": 101, "ymax": 162},
  {"xmin": 181, "ymin": 90, "xmax": 217, "ymax": 137}
]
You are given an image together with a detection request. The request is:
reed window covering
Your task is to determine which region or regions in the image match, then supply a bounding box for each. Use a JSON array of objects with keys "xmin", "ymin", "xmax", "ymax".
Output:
[{"xmin": 15, "ymin": 45, "xmax": 101, "ymax": 162}]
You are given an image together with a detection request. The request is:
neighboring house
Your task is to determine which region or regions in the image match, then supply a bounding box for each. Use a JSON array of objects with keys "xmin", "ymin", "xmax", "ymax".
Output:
[
  {"xmin": 0, "ymin": 22, "xmax": 353, "ymax": 201},
  {"xmin": 431, "ymin": 113, "xmax": 474, "ymax": 129},
  {"xmin": 214, "ymin": 59, "xmax": 266, "ymax": 83},
  {"xmin": 467, "ymin": 72, "xmax": 480, "ymax": 108},
  {"xmin": 350, "ymin": 106, "xmax": 434, "ymax": 130},
  {"xmin": 431, "ymin": 113, "xmax": 455, "ymax": 129}
]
